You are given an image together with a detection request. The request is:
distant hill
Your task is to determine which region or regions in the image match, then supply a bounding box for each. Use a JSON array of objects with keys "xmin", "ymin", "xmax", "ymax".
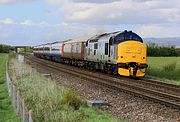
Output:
[{"xmin": 143, "ymin": 37, "xmax": 180, "ymax": 48}]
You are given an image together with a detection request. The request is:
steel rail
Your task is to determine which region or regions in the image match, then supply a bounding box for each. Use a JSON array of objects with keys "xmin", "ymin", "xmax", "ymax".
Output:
[{"xmin": 25, "ymin": 55, "xmax": 180, "ymax": 109}]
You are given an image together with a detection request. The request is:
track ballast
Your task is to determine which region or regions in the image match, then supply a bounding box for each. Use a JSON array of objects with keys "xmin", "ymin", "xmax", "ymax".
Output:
[{"xmin": 25, "ymin": 55, "xmax": 180, "ymax": 110}]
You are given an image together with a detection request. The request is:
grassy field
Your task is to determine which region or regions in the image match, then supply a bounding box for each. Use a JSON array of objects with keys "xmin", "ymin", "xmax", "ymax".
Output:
[
  {"xmin": 9, "ymin": 55, "xmax": 121, "ymax": 122},
  {"xmin": 0, "ymin": 53, "xmax": 20, "ymax": 122},
  {"xmin": 147, "ymin": 57, "xmax": 180, "ymax": 83}
]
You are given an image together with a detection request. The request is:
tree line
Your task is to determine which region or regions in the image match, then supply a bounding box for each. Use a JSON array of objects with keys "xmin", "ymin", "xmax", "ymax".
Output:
[
  {"xmin": 147, "ymin": 42, "xmax": 180, "ymax": 57},
  {"xmin": 0, "ymin": 44, "xmax": 33, "ymax": 53},
  {"xmin": 0, "ymin": 44, "xmax": 14, "ymax": 53}
]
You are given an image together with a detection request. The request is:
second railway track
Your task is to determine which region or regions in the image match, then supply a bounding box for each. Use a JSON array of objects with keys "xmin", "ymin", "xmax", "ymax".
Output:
[{"xmin": 25, "ymin": 55, "xmax": 180, "ymax": 110}]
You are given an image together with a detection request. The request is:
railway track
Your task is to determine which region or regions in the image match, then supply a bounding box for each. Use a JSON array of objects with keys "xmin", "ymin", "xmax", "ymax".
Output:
[{"xmin": 25, "ymin": 55, "xmax": 180, "ymax": 110}]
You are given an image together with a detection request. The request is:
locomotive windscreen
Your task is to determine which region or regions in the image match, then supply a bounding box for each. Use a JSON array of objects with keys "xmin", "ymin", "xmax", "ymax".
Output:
[{"xmin": 114, "ymin": 31, "xmax": 143, "ymax": 44}]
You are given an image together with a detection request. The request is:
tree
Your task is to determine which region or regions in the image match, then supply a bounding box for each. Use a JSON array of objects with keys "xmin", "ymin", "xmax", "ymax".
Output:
[
  {"xmin": 147, "ymin": 42, "xmax": 177, "ymax": 57},
  {"xmin": 0, "ymin": 44, "xmax": 13, "ymax": 53}
]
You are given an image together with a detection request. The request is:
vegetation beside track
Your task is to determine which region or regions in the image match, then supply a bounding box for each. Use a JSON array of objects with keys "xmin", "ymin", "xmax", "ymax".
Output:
[
  {"xmin": 0, "ymin": 53, "xmax": 20, "ymax": 122},
  {"xmin": 147, "ymin": 57, "xmax": 180, "ymax": 84},
  {"xmin": 9, "ymin": 55, "xmax": 120, "ymax": 122}
]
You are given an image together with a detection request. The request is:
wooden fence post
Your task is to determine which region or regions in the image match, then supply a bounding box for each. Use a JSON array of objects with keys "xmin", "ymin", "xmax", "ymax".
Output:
[
  {"xmin": 6, "ymin": 62, "xmax": 34, "ymax": 122},
  {"xmin": 12, "ymin": 84, "xmax": 17, "ymax": 109},
  {"xmin": 22, "ymin": 98, "xmax": 25, "ymax": 122},
  {"xmin": 29, "ymin": 110, "xmax": 33, "ymax": 122},
  {"xmin": 16, "ymin": 90, "xmax": 20, "ymax": 114},
  {"xmin": 6, "ymin": 62, "xmax": 10, "ymax": 95},
  {"xmin": 10, "ymin": 79, "xmax": 13, "ymax": 97}
]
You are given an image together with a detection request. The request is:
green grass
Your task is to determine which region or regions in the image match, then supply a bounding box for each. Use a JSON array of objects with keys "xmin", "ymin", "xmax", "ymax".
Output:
[
  {"xmin": 9, "ymin": 55, "xmax": 121, "ymax": 122},
  {"xmin": 147, "ymin": 57, "xmax": 180, "ymax": 83},
  {"xmin": 0, "ymin": 53, "xmax": 20, "ymax": 122}
]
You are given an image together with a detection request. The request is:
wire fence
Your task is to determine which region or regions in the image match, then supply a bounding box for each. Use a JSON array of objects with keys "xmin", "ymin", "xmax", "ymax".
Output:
[{"xmin": 6, "ymin": 62, "xmax": 33, "ymax": 122}]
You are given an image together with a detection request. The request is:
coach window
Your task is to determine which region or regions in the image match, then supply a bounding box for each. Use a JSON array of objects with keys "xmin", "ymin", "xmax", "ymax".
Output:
[
  {"xmin": 76, "ymin": 44, "xmax": 79, "ymax": 52},
  {"xmin": 45, "ymin": 47, "xmax": 49, "ymax": 51},
  {"xmin": 105, "ymin": 43, "xmax": 108, "ymax": 55}
]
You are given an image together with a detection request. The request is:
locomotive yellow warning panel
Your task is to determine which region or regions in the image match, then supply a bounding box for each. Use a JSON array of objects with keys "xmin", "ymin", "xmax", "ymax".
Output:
[{"xmin": 117, "ymin": 41, "xmax": 148, "ymax": 77}]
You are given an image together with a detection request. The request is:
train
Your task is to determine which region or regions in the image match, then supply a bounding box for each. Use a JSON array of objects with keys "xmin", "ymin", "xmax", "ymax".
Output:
[{"xmin": 33, "ymin": 30, "xmax": 148, "ymax": 77}]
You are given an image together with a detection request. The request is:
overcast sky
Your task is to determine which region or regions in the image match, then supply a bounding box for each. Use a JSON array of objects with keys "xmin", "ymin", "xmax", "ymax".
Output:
[{"xmin": 0, "ymin": 0, "xmax": 180, "ymax": 46}]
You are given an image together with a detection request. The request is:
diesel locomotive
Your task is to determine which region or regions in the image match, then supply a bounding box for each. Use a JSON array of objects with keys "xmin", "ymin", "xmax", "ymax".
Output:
[{"xmin": 33, "ymin": 30, "xmax": 148, "ymax": 77}]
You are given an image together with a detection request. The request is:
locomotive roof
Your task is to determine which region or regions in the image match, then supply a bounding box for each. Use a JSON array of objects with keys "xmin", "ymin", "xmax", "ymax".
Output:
[
  {"xmin": 87, "ymin": 30, "xmax": 143, "ymax": 43},
  {"xmin": 87, "ymin": 31, "xmax": 121, "ymax": 42},
  {"xmin": 64, "ymin": 36, "xmax": 90, "ymax": 44}
]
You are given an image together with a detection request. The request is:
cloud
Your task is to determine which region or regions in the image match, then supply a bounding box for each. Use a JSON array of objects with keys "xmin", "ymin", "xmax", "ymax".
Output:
[
  {"xmin": 1, "ymin": 0, "xmax": 180, "ymax": 46},
  {"xmin": 0, "ymin": 18, "xmax": 104, "ymax": 46},
  {"xmin": 39, "ymin": 21, "xmax": 49, "ymax": 26},
  {"xmin": 47, "ymin": 0, "xmax": 65, "ymax": 4},
  {"xmin": 137, "ymin": 24, "xmax": 180, "ymax": 38},
  {"xmin": 0, "ymin": 18, "xmax": 15, "ymax": 24},
  {"xmin": 47, "ymin": 0, "xmax": 180, "ymax": 25},
  {"xmin": 72, "ymin": 0, "xmax": 120, "ymax": 3},
  {"xmin": 0, "ymin": 0, "xmax": 16, "ymax": 4},
  {"xmin": 21, "ymin": 19, "xmax": 34, "ymax": 26},
  {"xmin": 0, "ymin": 0, "xmax": 39, "ymax": 4}
]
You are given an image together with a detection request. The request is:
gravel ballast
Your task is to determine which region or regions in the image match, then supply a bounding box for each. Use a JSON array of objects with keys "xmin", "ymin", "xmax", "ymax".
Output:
[{"xmin": 30, "ymin": 61, "xmax": 180, "ymax": 122}]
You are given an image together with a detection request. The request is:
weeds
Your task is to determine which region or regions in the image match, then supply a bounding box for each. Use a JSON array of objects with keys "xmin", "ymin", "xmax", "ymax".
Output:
[{"xmin": 9, "ymin": 55, "xmax": 119, "ymax": 122}]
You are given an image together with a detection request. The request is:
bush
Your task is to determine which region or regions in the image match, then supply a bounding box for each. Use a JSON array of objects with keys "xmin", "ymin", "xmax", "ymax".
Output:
[{"xmin": 61, "ymin": 90, "xmax": 84, "ymax": 110}]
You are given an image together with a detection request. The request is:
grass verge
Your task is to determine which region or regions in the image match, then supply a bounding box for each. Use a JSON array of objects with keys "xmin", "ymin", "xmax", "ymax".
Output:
[
  {"xmin": 147, "ymin": 57, "xmax": 180, "ymax": 84},
  {"xmin": 9, "ymin": 55, "xmax": 121, "ymax": 122},
  {"xmin": 0, "ymin": 53, "xmax": 20, "ymax": 122}
]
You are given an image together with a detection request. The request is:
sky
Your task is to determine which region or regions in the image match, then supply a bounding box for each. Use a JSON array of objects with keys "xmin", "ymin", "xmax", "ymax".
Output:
[{"xmin": 0, "ymin": 0, "xmax": 180, "ymax": 46}]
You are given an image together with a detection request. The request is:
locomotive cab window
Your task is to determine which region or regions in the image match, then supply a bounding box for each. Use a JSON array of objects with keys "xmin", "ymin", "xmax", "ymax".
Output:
[{"xmin": 114, "ymin": 31, "xmax": 143, "ymax": 44}]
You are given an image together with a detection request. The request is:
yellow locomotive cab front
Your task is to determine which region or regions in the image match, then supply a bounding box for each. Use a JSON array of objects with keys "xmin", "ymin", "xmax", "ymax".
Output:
[{"xmin": 117, "ymin": 41, "xmax": 148, "ymax": 77}]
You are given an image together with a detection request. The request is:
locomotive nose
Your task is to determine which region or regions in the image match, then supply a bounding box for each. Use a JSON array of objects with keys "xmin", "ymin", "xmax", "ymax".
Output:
[{"xmin": 117, "ymin": 41, "xmax": 147, "ymax": 77}]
